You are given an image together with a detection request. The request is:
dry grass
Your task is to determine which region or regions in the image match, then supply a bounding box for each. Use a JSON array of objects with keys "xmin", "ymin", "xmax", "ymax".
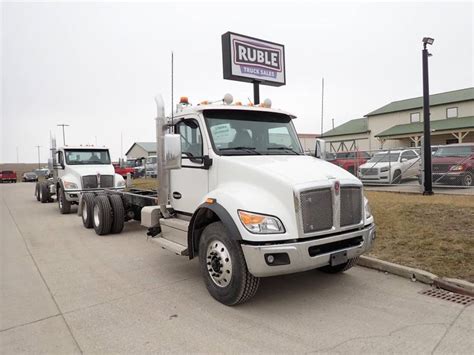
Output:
[
  {"xmin": 366, "ymin": 191, "xmax": 474, "ymax": 282},
  {"xmin": 130, "ymin": 177, "xmax": 158, "ymax": 190}
]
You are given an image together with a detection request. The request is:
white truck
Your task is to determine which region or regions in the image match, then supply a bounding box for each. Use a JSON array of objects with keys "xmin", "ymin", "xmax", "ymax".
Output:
[
  {"xmin": 78, "ymin": 95, "xmax": 376, "ymax": 305},
  {"xmin": 35, "ymin": 144, "xmax": 126, "ymax": 214}
]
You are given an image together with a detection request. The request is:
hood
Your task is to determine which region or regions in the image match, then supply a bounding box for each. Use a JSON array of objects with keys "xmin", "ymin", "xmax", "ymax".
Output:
[
  {"xmin": 432, "ymin": 156, "xmax": 471, "ymax": 165},
  {"xmin": 219, "ymin": 155, "xmax": 359, "ymax": 186},
  {"xmin": 360, "ymin": 161, "xmax": 398, "ymax": 169},
  {"xmin": 65, "ymin": 164, "xmax": 115, "ymax": 179}
]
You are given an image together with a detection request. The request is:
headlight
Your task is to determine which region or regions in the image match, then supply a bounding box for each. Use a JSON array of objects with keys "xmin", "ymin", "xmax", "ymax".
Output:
[
  {"xmin": 238, "ymin": 210, "xmax": 285, "ymax": 234},
  {"xmin": 116, "ymin": 179, "xmax": 126, "ymax": 187},
  {"xmin": 450, "ymin": 165, "xmax": 465, "ymax": 171},
  {"xmin": 364, "ymin": 197, "xmax": 372, "ymax": 219},
  {"xmin": 380, "ymin": 167, "xmax": 389, "ymax": 172},
  {"xmin": 63, "ymin": 181, "xmax": 78, "ymax": 189}
]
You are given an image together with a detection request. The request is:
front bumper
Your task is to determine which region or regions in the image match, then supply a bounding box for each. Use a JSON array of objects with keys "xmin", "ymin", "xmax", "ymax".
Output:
[
  {"xmin": 64, "ymin": 187, "xmax": 125, "ymax": 201},
  {"xmin": 241, "ymin": 224, "xmax": 376, "ymax": 277}
]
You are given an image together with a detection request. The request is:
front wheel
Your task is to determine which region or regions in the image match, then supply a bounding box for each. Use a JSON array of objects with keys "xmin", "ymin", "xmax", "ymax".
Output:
[
  {"xmin": 58, "ymin": 186, "xmax": 71, "ymax": 214},
  {"xmin": 461, "ymin": 172, "xmax": 473, "ymax": 186},
  {"xmin": 319, "ymin": 257, "xmax": 359, "ymax": 274},
  {"xmin": 199, "ymin": 222, "xmax": 260, "ymax": 306}
]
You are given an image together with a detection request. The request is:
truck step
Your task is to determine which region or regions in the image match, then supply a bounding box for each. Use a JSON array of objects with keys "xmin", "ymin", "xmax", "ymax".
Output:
[
  {"xmin": 151, "ymin": 237, "xmax": 188, "ymax": 256},
  {"xmin": 159, "ymin": 218, "xmax": 189, "ymax": 246}
]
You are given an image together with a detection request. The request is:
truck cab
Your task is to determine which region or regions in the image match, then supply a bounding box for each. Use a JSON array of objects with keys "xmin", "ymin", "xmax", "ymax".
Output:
[
  {"xmin": 142, "ymin": 96, "xmax": 375, "ymax": 305},
  {"xmin": 51, "ymin": 146, "xmax": 125, "ymax": 213}
]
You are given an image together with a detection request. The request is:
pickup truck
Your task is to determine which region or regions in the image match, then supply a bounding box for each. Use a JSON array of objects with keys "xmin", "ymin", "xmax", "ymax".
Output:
[
  {"xmin": 0, "ymin": 170, "xmax": 17, "ymax": 183},
  {"xmin": 77, "ymin": 95, "xmax": 376, "ymax": 305},
  {"xmin": 431, "ymin": 143, "xmax": 474, "ymax": 186},
  {"xmin": 330, "ymin": 151, "xmax": 371, "ymax": 175},
  {"xmin": 113, "ymin": 163, "xmax": 135, "ymax": 179}
]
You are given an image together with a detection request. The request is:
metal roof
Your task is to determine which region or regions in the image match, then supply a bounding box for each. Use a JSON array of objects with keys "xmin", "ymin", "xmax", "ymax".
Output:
[
  {"xmin": 322, "ymin": 118, "xmax": 369, "ymax": 137},
  {"xmin": 375, "ymin": 116, "xmax": 474, "ymax": 138},
  {"xmin": 125, "ymin": 142, "xmax": 156, "ymax": 155},
  {"xmin": 366, "ymin": 87, "xmax": 474, "ymax": 116}
]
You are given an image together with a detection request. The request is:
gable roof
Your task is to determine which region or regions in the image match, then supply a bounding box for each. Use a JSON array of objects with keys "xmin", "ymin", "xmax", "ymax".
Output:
[
  {"xmin": 125, "ymin": 142, "xmax": 156, "ymax": 156},
  {"xmin": 375, "ymin": 116, "xmax": 474, "ymax": 138},
  {"xmin": 322, "ymin": 118, "xmax": 369, "ymax": 137},
  {"xmin": 366, "ymin": 87, "xmax": 474, "ymax": 116}
]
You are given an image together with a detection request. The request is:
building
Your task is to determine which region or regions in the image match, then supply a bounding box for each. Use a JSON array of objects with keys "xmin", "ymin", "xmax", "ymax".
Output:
[
  {"xmin": 126, "ymin": 133, "xmax": 320, "ymax": 159},
  {"xmin": 125, "ymin": 142, "xmax": 156, "ymax": 160},
  {"xmin": 323, "ymin": 87, "xmax": 474, "ymax": 152}
]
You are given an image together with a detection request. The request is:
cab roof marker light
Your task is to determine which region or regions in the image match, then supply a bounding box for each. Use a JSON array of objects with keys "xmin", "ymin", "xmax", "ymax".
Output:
[{"xmin": 223, "ymin": 93, "xmax": 233, "ymax": 105}]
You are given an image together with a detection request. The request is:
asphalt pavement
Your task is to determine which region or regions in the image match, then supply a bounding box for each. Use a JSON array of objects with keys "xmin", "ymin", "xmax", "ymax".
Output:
[{"xmin": 1, "ymin": 183, "xmax": 472, "ymax": 354}]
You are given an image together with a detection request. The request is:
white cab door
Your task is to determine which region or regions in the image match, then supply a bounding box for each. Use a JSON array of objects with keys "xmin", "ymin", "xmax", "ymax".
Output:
[{"xmin": 170, "ymin": 118, "xmax": 209, "ymax": 214}]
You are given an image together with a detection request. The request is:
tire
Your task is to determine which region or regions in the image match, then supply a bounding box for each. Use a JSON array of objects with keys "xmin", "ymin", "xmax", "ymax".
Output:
[
  {"xmin": 92, "ymin": 195, "xmax": 113, "ymax": 235},
  {"xmin": 58, "ymin": 186, "xmax": 71, "ymax": 214},
  {"xmin": 108, "ymin": 194, "xmax": 125, "ymax": 234},
  {"xmin": 319, "ymin": 257, "xmax": 359, "ymax": 274},
  {"xmin": 40, "ymin": 182, "xmax": 50, "ymax": 203},
  {"xmin": 392, "ymin": 170, "xmax": 402, "ymax": 184},
  {"xmin": 461, "ymin": 172, "xmax": 473, "ymax": 187},
  {"xmin": 35, "ymin": 182, "xmax": 41, "ymax": 201},
  {"xmin": 199, "ymin": 222, "xmax": 260, "ymax": 306},
  {"xmin": 81, "ymin": 193, "xmax": 95, "ymax": 228}
]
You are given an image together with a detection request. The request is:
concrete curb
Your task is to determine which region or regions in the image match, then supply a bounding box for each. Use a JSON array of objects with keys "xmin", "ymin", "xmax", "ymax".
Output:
[{"xmin": 357, "ymin": 256, "xmax": 474, "ymax": 295}]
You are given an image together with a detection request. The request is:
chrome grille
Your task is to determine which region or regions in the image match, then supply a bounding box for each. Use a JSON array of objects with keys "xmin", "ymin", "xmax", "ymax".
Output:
[
  {"xmin": 340, "ymin": 187, "xmax": 362, "ymax": 227},
  {"xmin": 300, "ymin": 188, "xmax": 333, "ymax": 234},
  {"xmin": 82, "ymin": 175, "xmax": 98, "ymax": 188},
  {"xmin": 82, "ymin": 175, "xmax": 114, "ymax": 189},
  {"xmin": 360, "ymin": 168, "xmax": 378, "ymax": 175}
]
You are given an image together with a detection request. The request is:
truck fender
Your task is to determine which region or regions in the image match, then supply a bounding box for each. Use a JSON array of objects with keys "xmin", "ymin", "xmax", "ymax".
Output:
[{"xmin": 187, "ymin": 202, "xmax": 242, "ymax": 259}]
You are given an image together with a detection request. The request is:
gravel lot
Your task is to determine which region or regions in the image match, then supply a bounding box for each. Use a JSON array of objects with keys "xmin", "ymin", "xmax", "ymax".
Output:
[{"xmin": 1, "ymin": 183, "xmax": 472, "ymax": 354}]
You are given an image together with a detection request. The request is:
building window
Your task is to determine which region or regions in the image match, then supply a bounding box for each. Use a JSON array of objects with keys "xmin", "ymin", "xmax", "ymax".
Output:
[
  {"xmin": 410, "ymin": 112, "xmax": 420, "ymax": 123},
  {"xmin": 446, "ymin": 107, "xmax": 458, "ymax": 118}
]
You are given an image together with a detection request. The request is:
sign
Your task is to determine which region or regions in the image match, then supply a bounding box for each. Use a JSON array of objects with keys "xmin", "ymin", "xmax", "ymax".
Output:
[{"xmin": 222, "ymin": 32, "xmax": 286, "ymax": 87}]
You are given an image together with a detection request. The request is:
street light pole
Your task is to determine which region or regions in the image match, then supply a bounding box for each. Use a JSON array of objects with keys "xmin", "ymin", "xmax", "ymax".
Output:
[
  {"xmin": 57, "ymin": 124, "xmax": 70, "ymax": 146},
  {"xmin": 422, "ymin": 37, "xmax": 434, "ymax": 195},
  {"xmin": 35, "ymin": 145, "xmax": 41, "ymax": 169}
]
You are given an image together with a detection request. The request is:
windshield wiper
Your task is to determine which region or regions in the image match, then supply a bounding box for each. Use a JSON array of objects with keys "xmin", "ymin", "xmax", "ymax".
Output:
[
  {"xmin": 266, "ymin": 147, "xmax": 302, "ymax": 155},
  {"xmin": 219, "ymin": 147, "xmax": 262, "ymax": 155}
]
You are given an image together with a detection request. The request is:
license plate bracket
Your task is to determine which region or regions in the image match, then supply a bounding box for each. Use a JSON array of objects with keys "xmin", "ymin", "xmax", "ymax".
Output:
[{"xmin": 330, "ymin": 250, "xmax": 348, "ymax": 266}]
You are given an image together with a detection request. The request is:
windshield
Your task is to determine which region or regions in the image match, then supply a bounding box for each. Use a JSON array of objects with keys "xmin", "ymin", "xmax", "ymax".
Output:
[
  {"xmin": 368, "ymin": 152, "xmax": 400, "ymax": 163},
  {"xmin": 146, "ymin": 157, "xmax": 157, "ymax": 164},
  {"xmin": 204, "ymin": 110, "xmax": 302, "ymax": 156},
  {"xmin": 65, "ymin": 149, "xmax": 111, "ymax": 165},
  {"xmin": 433, "ymin": 146, "xmax": 473, "ymax": 158}
]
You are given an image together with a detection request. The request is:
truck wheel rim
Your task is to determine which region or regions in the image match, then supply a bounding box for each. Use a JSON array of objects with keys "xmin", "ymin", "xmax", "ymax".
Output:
[
  {"xmin": 93, "ymin": 205, "xmax": 100, "ymax": 226},
  {"xmin": 206, "ymin": 240, "xmax": 232, "ymax": 288}
]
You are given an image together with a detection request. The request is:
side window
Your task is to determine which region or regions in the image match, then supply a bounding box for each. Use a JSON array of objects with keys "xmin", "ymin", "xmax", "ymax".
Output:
[
  {"xmin": 401, "ymin": 151, "xmax": 417, "ymax": 160},
  {"xmin": 177, "ymin": 120, "xmax": 203, "ymax": 161}
]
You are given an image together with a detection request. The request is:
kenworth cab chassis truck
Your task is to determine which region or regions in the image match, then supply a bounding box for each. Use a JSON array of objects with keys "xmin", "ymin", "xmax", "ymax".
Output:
[
  {"xmin": 35, "ymin": 139, "xmax": 126, "ymax": 214},
  {"xmin": 78, "ymin": 95, "xmax": 376, "ymax": 305}
]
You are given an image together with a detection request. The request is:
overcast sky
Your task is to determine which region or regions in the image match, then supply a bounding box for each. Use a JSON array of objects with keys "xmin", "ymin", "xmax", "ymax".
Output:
[{"xmin": 1, "ymin": 1, "xmax": 473, "ymax": 163}]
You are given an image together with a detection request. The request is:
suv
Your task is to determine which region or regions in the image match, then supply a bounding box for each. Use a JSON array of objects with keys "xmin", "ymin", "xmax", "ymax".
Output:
[
  {"xmin": 431, "ymin": 143, "xmax": 474, "ymax": 186},
  {"xmin": 358, "ymin": 149, "xmax": 420, "ymax": 183},
  {"xmin": 331, "ymin": 151, "xmax": 371, "ymax": 175}
]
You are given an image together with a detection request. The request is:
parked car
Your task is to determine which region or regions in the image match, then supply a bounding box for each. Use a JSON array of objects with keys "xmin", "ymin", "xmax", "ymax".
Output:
[
  {"xmin": 145, "ymin": 155, "xmax": 157, "ymax": 178},
  {"xmin": 358, "ymin": 149, "xmax": 420, "ymax": 184},
  {"xmin": 431, "ymin": 143, "xmax": 474, "ymax": 186},
  {"xmin": 113, "ymin": 163, "xmax": 135, "ymax": 179},
  {"xmin": 34, "ymin": 168, "xmax": 51, "ymax": 179},
  {"xmin": 124, "ymin": 159, "xmax": 145, "ymax": 178},
  {"xmin": 0, "ymin": 170, "xmax": 17, "ymax": 183},
  {"xmin": 22, "ymin": 172, "xmax": 38, "ymax": 182},
  {"xmin": 331, "ymin": 151, "xmax": 371, "ymax": 175}
]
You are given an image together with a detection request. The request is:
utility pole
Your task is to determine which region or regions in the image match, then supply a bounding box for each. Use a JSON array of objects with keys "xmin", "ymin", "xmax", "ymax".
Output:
[
  {"xmin": 320, "ymin": 78, "xmax": 325, "ymax": 136},
  {"xmin": 332, "ymin": 118, "xmax": 335, "ymax": 129},
  {"xmin": 57, "ymin": 123, "xmax": 70, "ymax": 146},
  {"xmin": 422, "ymin": 37, "xmax": 434, "ymax": 195},
  {"xmin": 171, "ymin": 51, "xmax": 174, "ymax": 119},
  {"xmin": 35, "ymin": 145, "xmax": 41, "ymax": 169}
]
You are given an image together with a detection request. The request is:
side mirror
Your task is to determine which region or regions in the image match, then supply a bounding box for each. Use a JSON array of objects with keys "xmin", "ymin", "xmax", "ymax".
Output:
[
  {"xmin": 164, "ymin": 134, "xmax": 182, "ymax": 170},
  {"xmin": 315, "ymin": 139, "xmax": 326, "ymax": 160}
]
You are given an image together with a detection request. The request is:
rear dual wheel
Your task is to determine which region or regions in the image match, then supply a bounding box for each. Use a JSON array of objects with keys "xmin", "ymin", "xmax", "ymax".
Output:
[{"xmin": 91, "ymin": 194, "xmax": 125, "ymax": 235}]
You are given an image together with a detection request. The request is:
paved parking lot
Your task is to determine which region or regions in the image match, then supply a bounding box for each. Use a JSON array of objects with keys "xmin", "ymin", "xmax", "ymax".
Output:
[{"xmin": 1, "ymin": 183, "xmax": 472, "ymax": 354}]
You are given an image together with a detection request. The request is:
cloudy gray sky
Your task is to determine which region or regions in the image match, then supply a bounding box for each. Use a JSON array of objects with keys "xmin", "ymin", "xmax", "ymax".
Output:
[{"xmin": 2, "ymin": 1, "xmax": 473, "ymax": 163}]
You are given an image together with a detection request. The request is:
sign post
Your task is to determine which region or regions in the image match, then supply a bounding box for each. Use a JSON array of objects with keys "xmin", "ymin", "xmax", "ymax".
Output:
[{"xmin": 222, "ymin": 32, "xmax": 286, "ymax": 104}]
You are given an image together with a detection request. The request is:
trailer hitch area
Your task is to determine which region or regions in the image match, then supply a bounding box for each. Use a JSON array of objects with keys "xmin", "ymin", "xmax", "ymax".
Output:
[{"xmin": 147, "ymin": 226, "xmax": 161, "ymax": 238}]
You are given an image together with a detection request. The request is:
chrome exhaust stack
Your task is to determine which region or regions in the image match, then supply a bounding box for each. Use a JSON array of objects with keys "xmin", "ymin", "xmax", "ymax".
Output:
[{"xmin": 155, "ymin": 95, "xmax": 171, "ymax": 218}]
